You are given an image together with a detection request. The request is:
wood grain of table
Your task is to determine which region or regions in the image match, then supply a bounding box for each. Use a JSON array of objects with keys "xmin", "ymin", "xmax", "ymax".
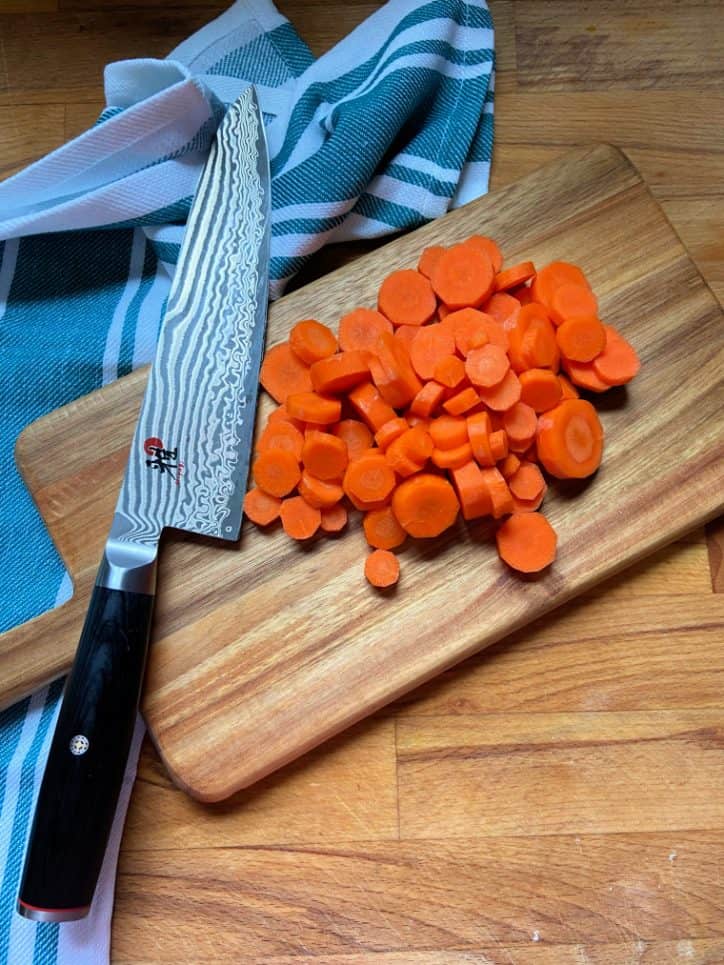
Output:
[{"xmin": 1, "ymin": 2, "xmax": 723, "ymax": 962}]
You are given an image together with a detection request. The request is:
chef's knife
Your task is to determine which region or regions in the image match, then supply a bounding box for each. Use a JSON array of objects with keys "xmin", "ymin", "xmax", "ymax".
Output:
[{"xmin": 17, "ymin": 86, "xmax": 270, "ymax": 922}]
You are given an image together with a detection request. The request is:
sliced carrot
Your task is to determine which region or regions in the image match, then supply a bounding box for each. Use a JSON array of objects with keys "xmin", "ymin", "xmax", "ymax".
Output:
[
  {"xmin": 429, "ymin": 414, "xmax": 468, "ymax": 450},
  {"xmin": 280, "ymin": 496, "xmax": 321, "ymax": 540},
  {"xmin": 333, "ymin": 418, "xmax": 374, "ymax": 460},
  {"xmin": 465, "ymin": 343, "xmax": 510, "ymax": 388},
  {"xmin": 298, "ymin": 471, "xmax": 344, "ymax": 509},
  {"xmin": 510, "ymin": 490, "xmax": 546, "ymax": 514},
  {"xmin": 386, "ymin": 425, "xmax": 433, "ymax": 477},
  {"xmin": 480, "ymin": 467, "xmax": 514, "ymax": 518},
  {"xmin": 386, "ymin": 449, "xmax": 423, "ymax": 478},
  {"xmin": 252, "ymin": 449, "xmax": 301, "ymax": 498},
  {"xmin": 556, "ymin": 316, "xmax": 606, "ymax": 362},
  {"xmin": 310, "ymin": 350, "xmax": 369, "ymax": 394},
  {"xmin": 392, "ymin": 473, "xmax": 459, "ymax": 537},
  {"xmin": 374, "ymin": 416, "xmax": 409, "ymax": 451},
  {"xmin": 365, "ymin": 549, "xmax": 400, "ymax": 588},
  {"xmin": 479, "ymin": 315, "xmax": 509, "ymax": 351},
  {"xmin": 431, "ymin": 243, "xmax": 494, "ymax": 310},
  {"xmin": 562, "ymin": 357, "xmax": 610, "ymax": 393},
  {"xmin": 369, "ymin": 331, "xmax": 423, "ymax": 408},
  {"xmin": 446, "ymin": 307, "xmax": 489, "ymax": 356},
  {"xmin": 267, "ymin": 404, "xmax": 306, "ymax": 431},
  {"xmin": 431, "ymin": 443, "xmax": 473, "ymax": 470},
  {"xmin": 496, "ymin": 512, "xmax": 556, "ymax": 572},
  {"xmin": 502, "ymin": 402, "xmax": 537, "ymax": 450},
  {"xmin": 558, "ymin": 373, "xmax": 580, "ymax": 400},
  {"xmin": 494, "ymin": 261, "xmax": 535, "ymax": 293},
  {"xmin": 394, "ymin": 324, "xmax": 420, "ymax": 352},
  {"xmin": 477, "ymin": 369, "xmax": 522, "ymax": 412},
  {"xmin": 592, "ymin": 325, "xmax": 641, "ymax": 386},
  {"xmin": 500, "ymin": 453, "xmax": 521, "ymax": 479},
  {"xmin": 483, "ymin": 292, "xmax": 520, "ymax": 330},
  {"xmin": 410, "ymin": 324, "xmax": 456, "ymax": 380},
  {"xmin": 256, "ymin": 420, "xmax": 304, "ymax": 461},
  {"xmin": 409, "ymin": 381, "xmax": 446, "ymax": 418},
  {"xmin": 537, "ymin": 398, "xmax": 604, "ymax": 479},
  {"xmin": 467, "ymin": 411, "xmax": 495, "ymax": 467},
  {"xmin": 519, "ymin": 368, "xmax": 563, "ymax": 413},
  {"xmin": 450, "ymin": 460, "xmax": 492, "ymax": 520},
  {"xmin": 489, "ymin": 429, "xmax": 508, "ymax": 462},
  {"xmin": 433, "ymin": 354, "xmax": 467, "ymax": 389},
  {"xmin": 260, "ymin": 342, "xmax": 313, "ymax": 404},
  {"xmin": 418, "ymin": 245, "xmax": 446, "ymax": 280},
  {"xmin": 363, "ymin": 507, "xmax": 407, "ymax": 550},
  {"xmin": 508, "ymin": 303, "xmax": 559, "ymax": 373},
  {"xmin": 348, "ymin": 382, "xmax": 397, "ymax": 431},
  {"xmin": 338, "ymin": 308, "xmax": 392, "ymax": 353},
  {"xmin": 302, "ymin": 430, "xmax": 348, "ymax": 480},
  {"xmin": 378, "ymin": 269, "xmax": 436, "ymax": 327},
  {"xmin": 531, "ymin": 261, "xmax": 591, "ymax": 311},
  {"xmin": 343, "ymin": 452, "xmax": 396, "ymax": 509},
  {"xmin": 443, "ymin": 386, "xmax": 481, "ymax": 416},
  {"xmin": 549, "ymin": 283, "xmax": 598, "ymax": 327},
  {"xmin": 320, "ymin": 503, "xmax": 348, "ymax": 533},
  {"xmin": 286, "ymin": 391, "xmax": 341, "ymax": 425},
  {"xmin": 464, "ymin": 235, "xmax": 503, "ymax": 273},
  {"xmin": 243, "ymin": 487, "xmax": 282, "ymax": 526},
  {"xmin": 289, "ymin": 319, "xmax": 338, "ymax": 364},
  {"xmin": 512, "ymin": 284, "xmax": 534, "ymax": 306},
  {"xmin": 508, "ymin": 461, "xmax": 545, "ymax": 502}
]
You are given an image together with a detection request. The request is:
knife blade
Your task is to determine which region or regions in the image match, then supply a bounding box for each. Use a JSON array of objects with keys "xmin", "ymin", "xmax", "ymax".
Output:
[{"xmin": 17, "ymin": 85, "xmax": 270, "ymax": 923}]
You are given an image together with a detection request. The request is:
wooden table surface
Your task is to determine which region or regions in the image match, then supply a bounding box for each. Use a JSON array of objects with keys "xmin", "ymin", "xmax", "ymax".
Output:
[{"xmin": 2, "ymin": 2, "xmax": 724, "ymax": 962}]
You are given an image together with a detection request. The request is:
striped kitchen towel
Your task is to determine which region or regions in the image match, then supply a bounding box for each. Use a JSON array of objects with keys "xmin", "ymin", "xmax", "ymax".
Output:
[{"xmin": 0, "ymin": 0, "xmax": 494, "ymax": 961}]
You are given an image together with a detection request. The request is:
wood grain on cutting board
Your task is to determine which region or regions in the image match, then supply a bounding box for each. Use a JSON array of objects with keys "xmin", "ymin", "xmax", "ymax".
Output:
[{"xmin": 3, "ymin": 144, "xmax": 724, "ymax": 802}]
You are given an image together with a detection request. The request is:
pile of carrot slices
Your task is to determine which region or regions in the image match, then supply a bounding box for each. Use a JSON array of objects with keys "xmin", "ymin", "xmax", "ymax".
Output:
[{"xmin": 246, "ymin": 236, "xmax": 640, "ymax": 587}]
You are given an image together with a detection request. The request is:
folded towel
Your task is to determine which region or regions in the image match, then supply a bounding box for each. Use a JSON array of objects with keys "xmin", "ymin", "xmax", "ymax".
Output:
[{"xmin": 0, "ymin": 1, "xmax": 494, "ymax": 961}]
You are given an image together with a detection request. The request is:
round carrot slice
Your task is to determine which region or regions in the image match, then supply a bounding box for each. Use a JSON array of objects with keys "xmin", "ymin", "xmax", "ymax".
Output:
[
  {"xmin": 496, "ymin": 512, "xmax": 557, "ymax": 573},
  {"xmin": 530, "ymin": 261, "xmax": 591, "ymax": 311},
  {"xmin": 464, "ymin": 235, "xmax": 503, "ymax": 273},
  {"xmin": 477, "ymin": 369, "xmax": 522, "ymax": 412},
  {"xmin": 302, "ymin": 430, "xmax": 349, "ymax": 480},
  {"xmin": 280, "ymin": 496, "xmax": 321, "ymax": 540},
  {"xmin": 320, "ymin": 503, "xmax": 348, "ymax": 533},
  {"xmin": 508, "ymin": 462, "xmax": 545, "ymax": 502},
  {"xmin": 494, "ymin": 261, "xmax": 536, "ymax": 293},
  {"xmin": 549, "ymin": 283, "xmax": 598, "ymax": 326},
  {"xmin": 483, "ymin": 292, "xmax": 520, "ymax": 330},
  {"xmin": 465, "ymin": 343, "xmax": 510, "ymax": 388},
  {"xmin": 338, "ymin": 308, "xmax": 392, "ymax": 353},
  {"xmin": 365, "ymin": 549, "xmax": 400, "ymax": 588},
  {"xmin": 502, "ymin": 402, "xmax": 537, "ymax": 449},
  {"xmin": 431, "ymin": 244, "xmax": 494, "ymax": 310},
  {"xmin": 536, "ymin": 398, "xmax": 604, "ymax": 479},
  {"xmin": 519, "ymin": 368, "xmax": 563, "ymax": 413},
  {"xmin": 556, "ymin": 316, "xmax": 606, "ymax": 362},
  {"xmin": 256, "ymin": 420, "xmax": 304, "ymax": 460},
  {"xmin": 562, "ymin": 357, "xmax": 610, "ymax": 393},
  {"xmin": 409, "ymin": 324, "xmax": 456, "ymax": 380},
  {"xmin": 332, "ymin": 419, "xmax": 374, "ymax": 460},
  {"xmin": 363, "ymin": 507, "xmax": 407, "ymax": 550},
  {"xmin": 392, "ymin": 473, "xmax": 460, "ymax": 537},
  {"xmin": 418, "ymin": 245, "xmax": 446, "ymax": 279},
  {"xmin": 260, "ymin": 342, "xmax": 313, "ymax": 404},
  {"xmin": 298, "ymin": 472, "xmax": 344, "ymax": 509},
  {"xmin": 286, "ymin": 391, "xmax": 342, "ymax": 424},
  {"xmin": 243, "ymin": 488, "xmax": 282, "ymax": 526},
  {"xmin": 434, "ymin": 354, "xmax": 467, "ymax": 389},
  {"xmin": 252, "ymin": 449, "xmax": 301, "ymax": 497},
  {"xmin": 592, "ymin": 325, "xmax": 641, "ymax": 386},
  {"xmin": 343, "ymin": 453, "xmax": 396, "ymax": 508},
  {"xmin": 378, "ymin": 269, "xmax": 437, "ymax": 327}
]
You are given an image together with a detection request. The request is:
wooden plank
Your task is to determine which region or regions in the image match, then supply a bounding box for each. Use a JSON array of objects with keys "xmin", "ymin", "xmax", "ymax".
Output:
[
  {"xmin": 124, "ymin": 718, "xmax": 398, "ymax": 851},
  {"xmin": 661, "ymin": 199, "xmax": 724, "ymax": 297},
  {"xmin": 707, "ymin": 517, "xmax": 724, "ymax": 593},
  {"xmin": 392, "ymin": 593, "xmax": 724, "ymax": 717},
  {"xmin": 397, "ymin": 711, "xmax": 724, "ymax": 839},
  {"xmin": 513, "ymin": 1, "xmax": 724, "ymax": 91},
  {"xmin": 0, "ymin": 105, "xmax": 65, "ymax": 179},
  {"xmin": 112, "ymin": 833, "xmax": 724, "ymax": 957}
]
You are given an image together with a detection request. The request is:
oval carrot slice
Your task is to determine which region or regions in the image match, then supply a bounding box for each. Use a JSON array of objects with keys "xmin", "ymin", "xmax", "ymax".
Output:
[
  {"xmin": 483, "ymin": 292, "xmax": 521, "ymax": 330},
  {"xmin": 394, "ymin": 324, "xmax": 420, "ymax": 352},
  {"xmin": 502, "ymin": 402, "xmax": 537, "ymax": 449},
  {"xmin": 374, "ymin": 416, "xmax": 409, "ymax": 451},
  {"xmin": 333, "ymin": 418, "xmax": 374, "ymax": 460},
  {"xmin": 310, "ymin": 351, "xmax": 370, "ymax": 394},
  {"xmin": 256, "ymin": 420, "xmax": 304, "ymax": 461},
  {"xmin": 431, "ymin": 442, "xmax": 473, "ymax": 470},
  {"xmin": 531, "ymin": 261, "xmax": 591, "ymax": 311},
  {"xmin": 280, "ymin": 496, "xmax": 322, "ymax": 540},
  {"xmin": 447, "ymin": 307, "xmax": 490, "ymax": 356},
  {"xmin": 290, "ymin": 319, "xmax": 338, "ymax": 364},
  {"xmin": 465, "ymin": 343, "xmax": 510, "ymax": 388},
  {"xmin": 430, "ymin": 414, "xmax": 468, "ymax": 450},
  {"xmin": 443, "ymin": 386, "xmax": 481, "ymax": 416},
  {"xmin": 433, "ymin": 354, "xmax": 467, "ymax": 389},
  {"xmin": 320, "ymin": 503, "xmax": 348, "ymax": 533},
  {"xmin": 496, "ymin": 512, "xmax": 557, "ymax": 573},
  {"xmin": 298, "ymin": 471, "xmax": 344, "ymax": 509},
  {"xmin": 417, "ymin": 245, "xmax": 446, "ymax": 280},
  {"xmin": 338, "ymin": 308, "xmax": 392, "ymax": 353},
  {"xmin": 464, "ymin": 235, "xmax": 503, "ymax": 273},
  {"xmin": 499, "ymin": 453, "xmax": 521, "ymax": 479},
  {"xmin": 363, "ymin": 506, "xmax": 407, "ymax": 550},
  {"xmin": 592, "ymin": 325, "xmax": 641, "ymax": 386},
  {"xmin": 431, "ymin": 243, "xmax": 494, "ymax": 310},
  {"xmin": 494, "ymin": 261, "xmax": 536, "ymax": 293},
  {"xmin": 243, "ymin": 487, "xmax": 282, "ymax": 526},
  {"xmin": 348, "ymin": 382, "xmax": 397, "ymax": 431},
  {"xmin": 369, "ymin": 331, "xmax": 423, "ymax": 408},
  {"xmin": 409, "ymin": 381, "xmax": 446, "ymax": 419},
  {"xmin": 562, "ymin": 357, "xmax": 610, "ymax": 393},
  {"xmin": 466, "ymin": 411, "xmax": 494, "ymax": 467},
  {"xmin": 410, "ymin": 324, "xmax": 456, "ymax": 380},
  {"xmin": 536, "ymin": 398, "xmax": 604, "ymax": 479},
  {"xmin": 378, "ymin": 269, "xmax": 436, "ymax": 327},
  {"xmin": 392, "ymin": 473, "xmax": 459, "ymax": 537},
  {"xmin": 286, "ymin": 391, "xmax": 342, "ymax": 425},
  {"xmin": 260, "ymin": 342, "xmax": 313, "ymax": 404},
  {"xmin": 252, "ymin": 449, "xmax": 301, "ymax": 497},
  {"xmin": 549, "ymin": 283, "xmax": 598, "ymax": 327},
  {"xmin": 365, "ymin": 549, "xmax": 400, "ymax": 588},
  {"xmin": 508, "ymin": 461, "xmax": 545, "ymax": 502},
  {"xmin": 480, "ymin": 466, "xmax": 514, "ymax": 518},
  {"xmin": 343, "ymin": 452, "xmax": 396, "ymax": 508},
  {"xmin": 476, "ymin": 369, "xmax": 522, "ymax": 412}
]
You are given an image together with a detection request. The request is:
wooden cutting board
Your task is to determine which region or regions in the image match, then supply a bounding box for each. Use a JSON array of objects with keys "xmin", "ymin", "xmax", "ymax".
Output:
[{"xmin": 2, "ymin": 144, "xmax": 723, "ymax": 802}]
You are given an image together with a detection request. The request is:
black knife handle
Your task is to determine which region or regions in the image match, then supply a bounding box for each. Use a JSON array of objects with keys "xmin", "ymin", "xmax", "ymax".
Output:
[{"xmin": 18, "ymin": 582, "xmax": 155, "ymax": 922}]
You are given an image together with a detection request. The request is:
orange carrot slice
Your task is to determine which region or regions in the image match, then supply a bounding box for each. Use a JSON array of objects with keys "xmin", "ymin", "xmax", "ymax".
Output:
[
  {"xmin": 260, "ymin": 342, "xmax": 313, "ymax": 404},
  {"xmin": 298, "ymin": 471, "xmax": 344, "ymax": 509},
  {"xmin": 286, "ymin": 391, "xmax": 342, "ymax": 424},
  {"xmin": 280, "ymin": 496, "xmax": 321, "ymax": 540},
  {"xmin": 464, "ymin": 235, "xmax": 502, "ymax": 273},
  {"xmin": 392, "ymin": 473, "xmax": 459, "ymax": 537},
  {"xmin": 338, "ymin": 308, "xmax": 392, "ymax": 353},
  {"xmin": 465, "ymin": 343, "xmax": 510, "ymax": 388},
  {"xmin": 496, "ymin": 512, "xmax": 557, "ymax": 572},
  {"xmin": 302, "ymin": 430, "xmax": 349, "ymax": 480},
  {"xmin": 348, "ymin": 382, "xmax": 397, "ymax": 430},
  {"xmin": 369, "ymin": 331, "xmax": 423, "ymax": 408},
  {"xmin": 450, "ymin": 460, "xmax": 492, "ymax": 520},
  {"xmin": 519, "ymin": 368, "xmax": 563, "ymax": 413},
  {"xmin": 243, "ymin": 488, "xmax": 282, "ymax": 526},
  {"xmin": 310, "ymin": 351, "xmax": 370, "ymax": 394},
  {"xmin": 536, "ymin": 398, "xmax": 604, "ymax": 479},
  {"xmin": 252, "ymin": 449, "xmax": 301, "ymax": 497},
  {"xmin": 592, "ymin": 325, "xmax": 641, "ymax": 386},
  {"xmin": 410, "ymin": 324, "xmax": 456, "ymax": 380},
  {"xmin": 363, "ymin": 507, "xmax": 407, "ymax": 550},
  {"xmin": 378, "ymin": 269, "xmax": 436, "ymax": 326},
  {"xmin": 332, "ymin": 419, "xmax": 374, "ymax": 460},
  {"xmin": 289, "ymin": 319, "xmax": 338, "ymax": 364},
  {"xmin": 431, "ymin": 243, "xmax": 494, "ymax": 309},
  {"xmin": 320, "ymin": 503, "xmax": 348, "ymax": 532},
  {"xmin": 494, "ymin": 261, "xmax": 535, "ymax": 293},
  {"xmin": 365, "ymin": 549, "xmax": 400, "ymax": 587}
]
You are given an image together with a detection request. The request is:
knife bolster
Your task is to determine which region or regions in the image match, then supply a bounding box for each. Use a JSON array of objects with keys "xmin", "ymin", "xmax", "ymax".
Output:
[{"xmin": 97, "ymin": 537, "xmax": 158, "ymax": 595}]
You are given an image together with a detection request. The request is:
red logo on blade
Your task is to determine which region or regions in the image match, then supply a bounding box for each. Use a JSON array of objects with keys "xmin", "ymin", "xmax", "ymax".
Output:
[{"xmin": 144, "ymin": 437, "xmax": 183, "ymax": 485}]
